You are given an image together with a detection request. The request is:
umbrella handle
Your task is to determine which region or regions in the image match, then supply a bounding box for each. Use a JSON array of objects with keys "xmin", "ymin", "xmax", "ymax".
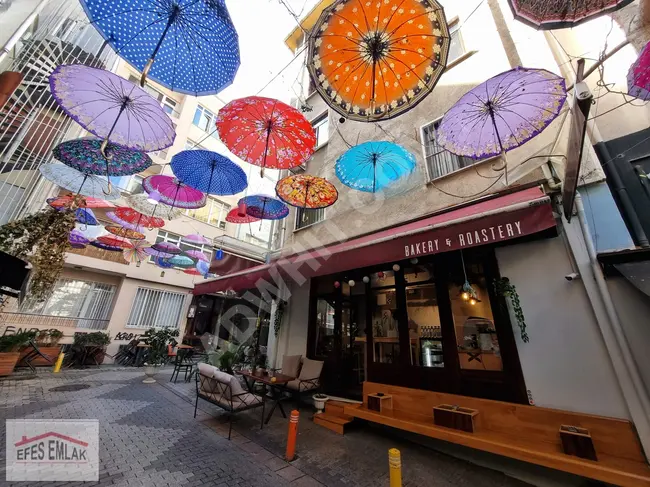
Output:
[{"xmin": 140, "ymin": 7, "xmax": 178, "ymax": 87}]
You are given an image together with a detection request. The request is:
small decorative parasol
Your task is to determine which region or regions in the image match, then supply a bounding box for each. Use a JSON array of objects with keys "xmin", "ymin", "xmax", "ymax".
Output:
[
  {"xmin": 142, "ymin": 175, "xmax": 207, "ymax": 210},
  {"xmin": 154, "ymin": 256, "xmax": 174, "ymax": 269},
  {"xmin": 170, "ymin": 150, "xmax": 248, "ymax": 195},
  {"xmin": 628, "ymin": 41, "xmax": 650, "ymax": 100},
  {"xmin": 96, "ymin": 235, "xmax": 134, "ymax": 249},
  {"xmin": 225, "ymin": 208, "xmax": 259, "ymax": 224},
  {"xmin": 47, "ymin": 195, "xmax": 115, "ymax": 209},
  {"xmin": 151, "ymin": 241, "xmax": 182, "ymax": 255},
  {"xmin": 196, "ymin": 260, "xmax": 210, "ymax": 277},
  {"xmin": 168, "ymin": 255, "xmax": 196, "ymax": 269},
  {"xmin": 145, "ymin": 247, "xmax": 175, "ymax": 259},
  {"xmin": 105, "ymin": 225, "xmax": 146, "ymax": 241},
  {"xmin": 125, "ymin": 194, "xmax": 182, "ymax": 220},
  {"xmin": 123, "ymin": 240, "xmax": 149, "ymax": 265},
  {"xmin": 184, "ymin": 268, "xmax": 203, "ymax": 276},
  {"xmin": 239, "ymin": 195, "xmax": 289, "ymax": 220},
  {"xmin": 40, "ymin": 163, "xmax": 122, "ymax": 199},
  {"xmin": 275, "ymin": 174, "xmax": 338, "ymax": 209},
  {"xmin": 185, "ymin": 250, "xmax": 209, "ymax": 262},
  {"xmin": 335, "ymin": 141, "xmax": 416, "ymax": 193},
  {"xmin": 182, "ymin": 234, "xmax": 212, "ymax": 245},
  {"xmin": 91, "ymin": 241, "xmax": 123, "ymax": 252}
]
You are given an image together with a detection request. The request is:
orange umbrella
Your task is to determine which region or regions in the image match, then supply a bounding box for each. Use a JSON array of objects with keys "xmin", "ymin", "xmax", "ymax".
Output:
[
  {"xmin": 275, "ymin": 174, "xmax": 338, "ymax": 209},
  {"xmin": 105, "ymin": 225, "xmax": 146, "ymax": 241},
  {"xmin": 307, "ymin": 0, "xmax": 450, "ymax": 122}
]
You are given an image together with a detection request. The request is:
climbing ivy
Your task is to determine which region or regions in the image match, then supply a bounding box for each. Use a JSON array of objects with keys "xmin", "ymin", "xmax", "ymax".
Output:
[
  {"xmin": 273, "ymin": 299, "xmax": 287, "ymax": 337},
  {"xmin": 494, "ymin": 277, "xmax": 529, "ymax": 343}
]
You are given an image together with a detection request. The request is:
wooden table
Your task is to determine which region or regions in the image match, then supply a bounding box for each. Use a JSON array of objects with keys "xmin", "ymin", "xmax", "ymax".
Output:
[{"xmin": 238, "ymin": 369, "xmax": 295, "ymax": 424}]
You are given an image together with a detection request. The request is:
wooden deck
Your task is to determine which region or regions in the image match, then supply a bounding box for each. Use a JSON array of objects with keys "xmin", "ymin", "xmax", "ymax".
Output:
[{"xmin": 343, "ymin": 382, "xmax": 650, "ymax": 487}]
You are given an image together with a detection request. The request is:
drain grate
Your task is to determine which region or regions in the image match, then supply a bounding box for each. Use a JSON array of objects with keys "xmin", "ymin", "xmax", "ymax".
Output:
[{"xmin": 49, "ymin": 384, "xmax": 91, "ymax": 392}]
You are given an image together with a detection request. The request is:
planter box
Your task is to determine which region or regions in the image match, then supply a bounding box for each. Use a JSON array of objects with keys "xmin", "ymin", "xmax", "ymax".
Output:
[
  {"xmin": 368, "ymin": 393, "xmax": 393, "ymax": 413},
  {"xmin": 0, "ymin": 352, "xmax": 20, "ymax": 376},
  {"xmin": 433, "ymin": 404, "xmax": 479, "ymax": 433},
  {"xmin": 19, "ymin": 345, "xmax": 61, "ymax": 367}
]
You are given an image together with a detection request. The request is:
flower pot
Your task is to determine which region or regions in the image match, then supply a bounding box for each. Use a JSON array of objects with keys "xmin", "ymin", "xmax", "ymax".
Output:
[
  {"xmin": 313, "ymin": 394, "xmax": 329, "ymax": 414},
  {"xmin": 19, "ymin": 346, "xmax": 62, "ymax": 367},
  {"xmin": 0, "ymin": 352, "xmax": 21, "ymax": 376},
  {"xmin": 143, "ymin": 364, "xmax": 160, "ymax": 383}
]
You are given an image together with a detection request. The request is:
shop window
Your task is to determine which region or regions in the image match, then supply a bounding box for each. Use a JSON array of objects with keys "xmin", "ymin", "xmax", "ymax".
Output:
[
  {"xmin": 370, "ymin": 270, "xmax": 399, "ymax": 363},
  {"xmin": 314, "ymin": 297, "xmax": 336, "ymax": 356},
  {"xmin": 126, "ymin": 287, "xmax": 186, "ymax": 329},
  {"xmin": 447, "ymin": 259, "xmax": 503, "ymax": 371}
]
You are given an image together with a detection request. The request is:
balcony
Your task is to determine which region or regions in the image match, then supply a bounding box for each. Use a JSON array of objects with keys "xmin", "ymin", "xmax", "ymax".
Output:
[
  {"xmin": 68, "ymin": 245, "xmax": 128, "ymax": 265},
  {"xmin": 0, "ymin": 312, "xmax": 110, "ymax": 330}
]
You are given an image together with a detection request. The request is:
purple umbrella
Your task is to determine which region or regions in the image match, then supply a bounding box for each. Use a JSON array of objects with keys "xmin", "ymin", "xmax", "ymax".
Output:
[
  {"xmin": 437, "ymin": 67, "xmax": 566, "ymax": 183},
  {"xmin": 106, "ymin": 212, "xmax": 145, "ymax": 232},
  {"xmin": 151, "ymin": 241, "xmax": 182, "ymax": 255},
  {"xmin": 49, "ymin": 64, "xmax": 176, "ymax": 154},
  {"xmin": 182, "ymin": 234, "xmax": 211, "ymax": 245},
  {"xmin": 69, "ymin": 230, "xmax": 89, "ymax": 249},
  {"xmin": 628, "ymin": 41, "xmax": 650, "ymax": 100},
  {"xmin": 91, "ymin": 241, "xmax": 123, "ymax": 252},
  {"xmin": 185, "ymin": 250, "xmax": 209, "ymax": 262},
  {"xmin": 144, "ymin": 247, "xmax": 175, "ymax": 259}
]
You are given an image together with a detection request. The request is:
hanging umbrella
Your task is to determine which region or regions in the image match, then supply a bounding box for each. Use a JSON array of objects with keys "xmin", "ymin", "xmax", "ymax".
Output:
[
  {"xmin": 307, "ymin": 0, "xmax": 450, "ymax": 122},
  {"xmin": 113, "ymin": 206, "xmax": 165, "ymax": 229},
  {"xmin": 106, "ymin": 212, "xmax": 145, "ymax": 232},
  {"xmin": 185, "ymin": 250, "xmax": 209, "ymax": 262},
  {"xmin": 105, "ymin": 225, "xmax": 146, "ymax": 241},
  {"xmin": 436, "ymin": 67, "xmax": 567, "ymax": 184},
  {"xmin": 507, "ymin": 0, "xmax": 633, "ymax": 30},
  {"xmin": 123, "ymin": 240, "xmax": 149, "ymax": 265},
  {"xmin": 240, "ymin": 195, "xmax": 289, "ymax": 220},
  {"xmin": 225, "ymin": 208, "xmax": 259, "ymax": 224},
  {"xmin": 275, "ymin": 174, "xmax": 338, "ymax": 209},
  {"xmin": 628, "ymin": 41, "xmax": 650, "ymax": 100},
  {"xmin": 216, "ymin": 96, "xmax": 316, "ymax": 175},
  {"xmin": 151, "ymin": 241, "xmax": 182, "ymax": 255},
  {"xmin": 142, "ymin": 175, "xmax": 207, "ymax": 210},
  {"xmin": 145, "ymin": 247, "xmax": 175, "ymax": 259},
  {"xmin": 96, "ymin": 235, "xmax": 134, "ymax": 249},
  {"xmin": 125, "ymin": 194, "xmax": 183, "ymax": 220},
  {"xmin": 69, "ymin": 230, "xmax": 89, "ymax": 249},
  {"xmin": 170, "ymin": 150, "xmax": 248, "ymax": 195},
  {"xmin": 184, "ymin": 268, "xmax": 203, "ymax": 276},
  {"xmin": 79, "ymin": 0, "xmax": 240, "ymax": 95},
  {"xmin": 49, "ymin": 64, "xmax": 175, "ymax": 154},
  {"xmin": 182, "ymin": 234, "xmax": 212, "ymax": 245},
  {"xmin": 39, "ymin": 163, "xmax": 121, "ymax": 199},
  {"xmin": 335, "ymin": 141, "xmax": 416, "ymax": 193},
  {"xmin": 48, "ymin": 195, "xmax": 115, "ymax": 209},
  {"xmin": 91, "ymin": 241, "xmax": 123, "ymax": 252},
  {"xmin": 75, "ymin": 208, "xmax": 98, "ymax": 226},
  {"xmin": 168, "ymin": 255, "xmax": 196, "ymax": 269},
  {"xmin": 154, "ymin": 256, "xmax": 174, "ymax": 269},
  {"xmin": 196, "ymin": 260, "xmax": 210, "ymax": 276}
]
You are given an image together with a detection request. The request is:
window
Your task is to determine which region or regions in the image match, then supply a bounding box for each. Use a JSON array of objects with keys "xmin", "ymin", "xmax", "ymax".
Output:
[
  {"xmin": 185, "ymin": 198, "xmax": 230, "ymax": 229},
  {"xmin": 115, "ymin": 174, "xmax": 143, "ymax": 194},
  {"xmin": 126, "ymin": 287, "xmax": 186, "ymax": 329},
  {"xmin": 370, "ymin": 270, "xmax": 400, "ymax": 364},
  {"xmin": 20, "ymin": 279, "xmax": 116, "ymax": 329},
  {"xmin": 448, "ymin": 20, "xmax": 466, "ymax": 64},
  {"xmin": 295, "ymin": 207, "xmax": 325, "ymax": 230},
  {"xmin": 193, "ymin": 105, "xmax": 219, "ymax": 137},
  {"xmin": 128, "ymin": 75, "xmax": 179, "ymax": 118},
  {"xmin": 313, "ymin": 114, "xmax": 329, "ymax": 148},
  {"xmin": 421, "ymin": 119, "xmax": 477, "ymax": 180},
  {"xmin": 153, "ymin": 230, "xmax": 213, "ymax": 261},
  {"xmin": 185, "ymin": 140, "xmax": 206, "ymax": 151}
]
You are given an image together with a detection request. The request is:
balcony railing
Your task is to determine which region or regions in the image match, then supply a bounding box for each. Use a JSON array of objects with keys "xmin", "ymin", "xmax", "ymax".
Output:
[
  {"xmin": 68, "ymin": 245, "xmax": 128, "ymax": 264},
  {"xmin": 0, "ymin": 312, "xmax": 110, "ymax": 330}
]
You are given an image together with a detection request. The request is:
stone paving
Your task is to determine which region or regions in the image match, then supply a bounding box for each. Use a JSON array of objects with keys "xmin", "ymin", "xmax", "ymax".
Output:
[{"xmin": 0, "ymin": 367, "xmax": 535, "ymax": 486}]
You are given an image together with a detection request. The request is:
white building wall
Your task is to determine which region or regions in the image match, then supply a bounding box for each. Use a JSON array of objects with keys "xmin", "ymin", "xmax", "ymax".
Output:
[{"xmin": 275, "ymin": 280, "xmax": 311, "ymax": 361}]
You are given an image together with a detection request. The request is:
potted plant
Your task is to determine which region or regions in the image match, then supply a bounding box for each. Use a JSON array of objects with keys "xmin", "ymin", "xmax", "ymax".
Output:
[
  {"xmin": 67, "ymin": 332, "xmax": 111, "ymax": 368},
  {"xmin": 313, "ymin": 393, "xmax": 329, "ymax": 414},
  {"xmin": 20, "ymin": 329, "xmax": 64, "ymax": 366},
  {"xmin": 0, "ymin": 331, "xmax": 37, "ymax": 376},
  {"xmin": 141, "ymin": 327, "xmax": 179, "ymax": 383}
]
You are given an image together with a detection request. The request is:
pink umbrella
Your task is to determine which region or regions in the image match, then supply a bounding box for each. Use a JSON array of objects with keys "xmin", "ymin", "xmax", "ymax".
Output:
[
  {"xmin": 144, "ymin": 247, "xmax": 174, "ymax": 259},
  {"xmin": 182, "ymin": 233, "xmax": 212, "ymax": 245},
  {"xmin": 151, "ymin": 241, "xmax": 182, "ymax": 254},
  {"xmin": 143, "ymin": 175, "xmax": 207, "ymax": 210},
  {"xmin": 185, "ymin": 250, "xmax": 209, "ymax": 262}
]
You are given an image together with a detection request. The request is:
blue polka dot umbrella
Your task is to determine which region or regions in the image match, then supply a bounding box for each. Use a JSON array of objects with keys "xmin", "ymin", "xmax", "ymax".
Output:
[
  {"xmin": 170, "ymin": 150, "xmax": 247, "ymax": 196},
  {"xmin": 239, "ymin": 195, "xmax": 289, "ymax": 220},
  {"xmin": 79, "ymin": 0, "xmax": 240, "ymax": 96}
]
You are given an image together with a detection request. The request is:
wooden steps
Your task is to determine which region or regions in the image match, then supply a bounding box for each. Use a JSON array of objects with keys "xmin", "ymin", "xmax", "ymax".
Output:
[{"xmin": 312, "ymin": 400, "xmax": 357, "ymax": 434}]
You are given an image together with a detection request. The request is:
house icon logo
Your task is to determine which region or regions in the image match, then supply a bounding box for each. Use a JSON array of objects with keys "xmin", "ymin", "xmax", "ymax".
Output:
[{"xmin": 14, "ymin": 432, "xmax": 89, "ymax": 463}]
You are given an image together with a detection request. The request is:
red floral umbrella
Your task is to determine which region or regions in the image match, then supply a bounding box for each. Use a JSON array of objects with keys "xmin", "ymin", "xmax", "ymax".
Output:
[
  {"xmin": 113, "ymin": 206, "xmax": 165, "ymax": 229},
  {"xmin": 225, "ymin": 207, "xmax": 259, "ymax": 224},
  {"xmin": 96, "ymin": 235, "xmax": 134, "ymax": 249},
  {"xmin": 48, "ymin": 195, "xmax": 116, "ymax": 209},
  {"xmin": 216, "ymin": 96, "xmax": 317, "ymax": 176},
  {"xmin": 105, "ymin": 225, "xmax": 146, "ymax": 241}
]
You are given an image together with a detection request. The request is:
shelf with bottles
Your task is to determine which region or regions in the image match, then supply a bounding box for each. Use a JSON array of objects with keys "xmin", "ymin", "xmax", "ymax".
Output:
[{"xmin": 418, "ymin": 325, "xmax": 443, "ymax": 340}]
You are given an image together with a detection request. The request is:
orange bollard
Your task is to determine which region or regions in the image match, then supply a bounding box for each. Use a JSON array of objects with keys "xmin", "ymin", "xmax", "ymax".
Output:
[{"xmin": 285, "ymin": 410, "xmax": 299, "ymax": 461}]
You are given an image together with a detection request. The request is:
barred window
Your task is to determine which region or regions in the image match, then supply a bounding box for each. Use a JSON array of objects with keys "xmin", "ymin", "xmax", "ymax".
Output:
[
  {"xmin": 126, "ymin": 287, "xmax": 187, "ymax": 329},
  {"xmin": 421, "ymin": 119, "xmax": 477, "ymax": 181}
]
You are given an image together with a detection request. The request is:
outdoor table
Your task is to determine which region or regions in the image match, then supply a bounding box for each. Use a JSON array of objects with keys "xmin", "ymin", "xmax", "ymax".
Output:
[{"xmin": 237, "ymin": 369, "xmax": 295, "ymax": 425}]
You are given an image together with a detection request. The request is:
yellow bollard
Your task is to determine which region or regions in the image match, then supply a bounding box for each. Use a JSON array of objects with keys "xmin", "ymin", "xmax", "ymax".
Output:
[
  {"xmin": 388, "ymin": 448, "xmax": 402, "ymax": 487},
  {"xmin": 53, "ymin": 353, "xmax": 64, "ymax": 373}
]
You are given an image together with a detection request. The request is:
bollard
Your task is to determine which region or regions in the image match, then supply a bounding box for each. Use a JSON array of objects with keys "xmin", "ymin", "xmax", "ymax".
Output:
[
  {"xmin": 53, "ymin": 353, "xmax": 64, "ymax": 373},
  {"xmin": 388, "ymin": 448, "xmax": 402, "ymax": 487},
  {"xmin": 285, "ymin": 410, "xmax": 299, "ymax": 461}
]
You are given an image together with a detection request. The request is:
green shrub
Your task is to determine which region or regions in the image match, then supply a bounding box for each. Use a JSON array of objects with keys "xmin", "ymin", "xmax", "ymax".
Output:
[{"xmin": 0, "ymin": 331, "xmax": 37, "ymax": 352}]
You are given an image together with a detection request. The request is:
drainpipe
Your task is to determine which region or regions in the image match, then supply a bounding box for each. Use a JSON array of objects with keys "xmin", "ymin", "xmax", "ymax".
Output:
[{"xmin": 573, "ymin": 192, "xmax": 650, "ymax": 454}]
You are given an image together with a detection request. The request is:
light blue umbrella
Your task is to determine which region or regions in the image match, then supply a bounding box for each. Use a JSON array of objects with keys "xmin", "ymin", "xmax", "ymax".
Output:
[
  {"xmin": 39, "ymin": 163, "xmax": 122, "ymax": 199},
  {"xmin": 80, "ymin": 0, "xmax": 240, "ymax": 95},
  {"xmin": 335, "ymin": 141, "xmax": 417, "ymax": 193}
]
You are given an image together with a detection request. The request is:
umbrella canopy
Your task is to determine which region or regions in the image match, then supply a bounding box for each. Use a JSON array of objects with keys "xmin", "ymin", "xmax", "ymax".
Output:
[
  {"xmin": 628, "ymin": 41, "xmax": 650, "ymax": 100},
  {"xmin": 154, "ymin": 256, "xmax": 175, "ymax": 268},
  {"xmin": 80, "ymin": 0, "xmax": 240, "ymax": 96},
  {"xmin": 225, "ymin": 207, "xmax": 259, "ymax": 224},
  {"xmin": 151, "ymin": 241, "xmax": 182, "ymax": 255},
  {"xmin": 53, "ymin": 138, "xmax": 152, "ymax": 181},
  {"xmin": 48, "ymin": 195, "xmax": 115, "ymax": 209},
  {"xmin": 96, "ymin": 235, "xmax": 134, "ymax": 249},
  {"xmin": 170, "ymin": 150, "xmax": 248, "ymax": 195},
  {"xmin": 105, "ymin": 225, "xmax": 146, "ymax": 241},
  {"xmin": 123, "ymin": 240, "xmax": 149, "ymax": 264},
  {"xmin": 69, "ymin": 230, "xmax": 90, "ymax": 249},
  {"xmin": 91, "ymin": 241, "xmax": 123, "ymax": 252},
  {"xmin": 39, "ymin": 163, "xmax": 122, "ymax": 199},
  {"xmin": 49, "ymin": 64, "xmax": 175, "ymax": 152},
  {"xmin": 216, "ymin": 96, "xmax": 316, "ymax": 174},
  {"xmin": 125, "ymin": 194, "xmax": 183, "ymax": 220},
  {"xmin": 184, "ymin": 268, "xmax": 203, "ymax": 276},
  {"xmin": 182, "ymin": 234, "xmax": 212, "ymax": 245},
  {"xmin": 113, "ymin": 206, "xmax": 165, "ymax": 228},
  {"xmin": 185, "ymin": 250, "xmax": 209, "ymax": 262},
  {"xmin": 168, "ymin": 255, "xmax": 196, "ymax": 268},
  {"xmin": 275, "ymin": 174, "xmax": 338, "ymax": 209},
  {"xmin": 196, "ymin": 260, "xmax": 210, "ymax": 276},
  {"xmin": 145, "ymin": 247, "xmax": 175, "ymax": 259},
  {"xmin": 307, "ymin": 0, "xmax": 450, "ymax": 122},
  {"xmin": 436, "ymin": 67, "xmax": 567, "ymax": 160},
  {"xmin": 142, "ymin": 175, "xmax": 207, "ymax": 209},
  {"xmin": 75, "ymin": 208, "xmax": 98, "ymax": 226},
  {"xmin": 106, "ymin": 212, "xmax": 145, "ymax": 232},
  {"xmin": 507, "ymin": 0, "xmax": 633, "ymax": 30},
  {"xmin": 335, "ymin": 141, "xmax": 416, "ymax": 193},
  {"xmin": 239, "ymin": 195, "xmax": 289, "ymax": 220}
]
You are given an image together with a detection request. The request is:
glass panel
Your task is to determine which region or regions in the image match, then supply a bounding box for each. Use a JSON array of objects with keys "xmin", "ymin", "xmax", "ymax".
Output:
[
  {"xmin": 448, "ymin": 260, "xmax": 503, "ymax": 371},
  {"xmin": 370, "ymin": 287, "xmax": 399, "ymax": 363},
  {"xmin": 314, "ymin": 298, "xmax": 335, "ymax": 357},
  {"xmin": 370, "ymin": 270, "xmax": 395, "ymax": 288},
  {"xmin": 406, "ymin": 282, "xmax": 443, "ymax": 368},
  {"xmin": 403, "ymin": 265, "xmax": 433, "ymax": 285},
  {"xmin": 187, "ymin": 204, "xmax": 211, "ymax": 223},
  {"xmin": 448, "ymin": 25, "xmax": 465, "ymax": 62}
]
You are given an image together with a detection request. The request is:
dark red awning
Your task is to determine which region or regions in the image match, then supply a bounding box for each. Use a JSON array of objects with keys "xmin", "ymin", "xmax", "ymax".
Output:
[
  {"xmin": 209, "ymin": 251, "xmax": 261, "ymax": 275},
  {"xmin": 194, "ymin": 187, "xmax": 556, "ymax": 295}
]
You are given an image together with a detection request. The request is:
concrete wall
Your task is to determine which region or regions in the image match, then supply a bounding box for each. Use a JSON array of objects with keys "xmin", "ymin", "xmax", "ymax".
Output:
[
  {"xmin": 495, "ymin": 236, "xmax": 629, "ymax": 419},
  {"xmin": 581, "ymin": 182, "xmax": 636, "ymax": 252},
  {"xmin": 275, "ymin": 279, "xmax": 311, "ymax": 362}
]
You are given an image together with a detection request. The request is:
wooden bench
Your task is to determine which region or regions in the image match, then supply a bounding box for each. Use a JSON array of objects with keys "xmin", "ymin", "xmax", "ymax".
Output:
[{"xmin": 343, "ymin": 382, "xmax": 650, "ymax": 487}]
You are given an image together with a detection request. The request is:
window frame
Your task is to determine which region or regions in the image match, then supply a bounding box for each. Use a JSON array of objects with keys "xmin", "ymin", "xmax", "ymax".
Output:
[
  {"xmin": 151, "ymin": 230, "xmax": 213, "ymax": 262},
  {"xmin": 125, "ymin": 286, "xmax": 188, "ymax": 329},
  {"xmin": 193, "ymin": 105, "xmax": 219, "ymax": 137},
  {"xmin": 312, "ymin": 113, "xmax": 330, "ymax": 149},
  {"xmin": 447, "ymin": 18, "xmax": 466, "ymax": 65},
  {"xmin": 184, "ymin": 198, "xmax": 231, "ymax": 230},
  {"xmin": 128, "ymin": 75, "xmax": 179, "ymax": 118},
  {"xmin": 294, "ymin": 207, "xmax": 326, "ymax": 231}
]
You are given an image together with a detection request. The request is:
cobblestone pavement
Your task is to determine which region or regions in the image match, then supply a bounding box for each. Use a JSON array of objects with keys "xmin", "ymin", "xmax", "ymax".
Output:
[{"xmin": 0, "ymin": 367, "xmax": 533, "ymax": 487}]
